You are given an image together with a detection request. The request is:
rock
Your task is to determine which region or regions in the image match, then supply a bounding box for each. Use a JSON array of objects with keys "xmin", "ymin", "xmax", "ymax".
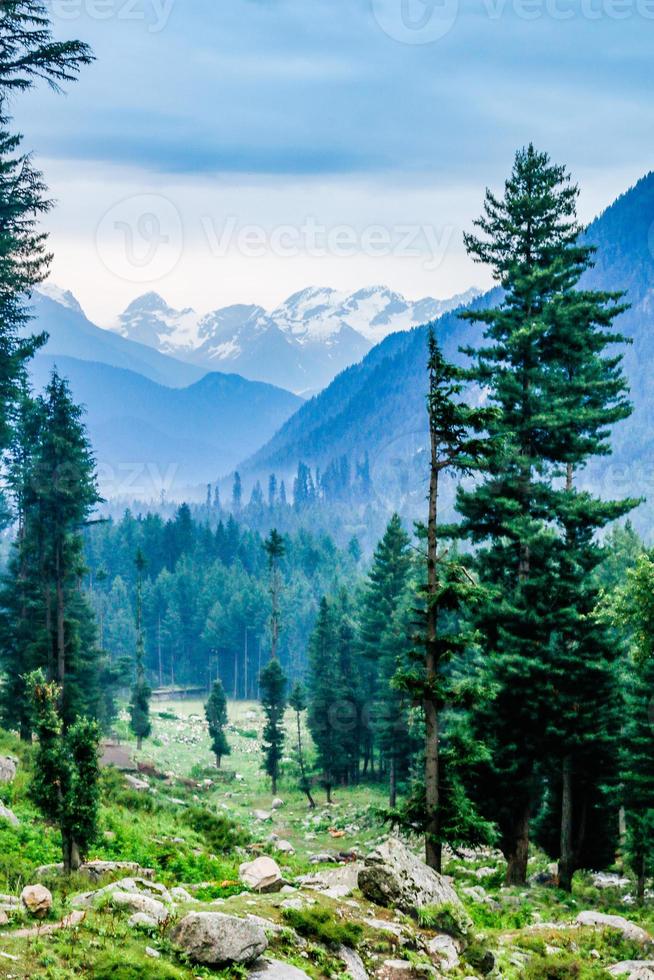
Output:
[
  {"xmin": 21, "ymin": 884, "xmax": 53, "ymax": 918},
  {"xmin": 275, "ymin": 840, "xmax": 295, "ymax": 855},
  {"xmin": 253, "ymin": 810, "xmax": 272, "ymax": 822},
  {"xmin": 0, "ymin": 911, "xmax": 9, "ymax": 926},
  {"xmin": 249, "ymin": 960, "xmax": 311, "ymax": 979},
  {"xmin": 271, "ymin": 798, "xmax": 285, "ymax": 810},
  {"xmin": 365, "ymin": 919, "xmax": 407, "ymax": 939},
  {"xmin": 111, "ymin": 891, "xmax": 168, "ymax": 922},
  {"xmin": 428, "ymin": 934, "xmax": 461, "ymax": 972},
  {"xmin": 80, "ymin": 861, "xmax": 153, "ymax": 882},
  {"xmin": 240, "ymin": 856, "xmax": 284, "ymax": 894},
  {"xmin": 124, "ymin": 774, "xmax": 150, "ymax": 792},
  {"xmin": 171, "ymin": 886, "xmax": 196, "ymax": 902},
  {"xmin": 297, "ymin": 863, "xmax": 362, "ymax": 900},
  {"xmin": 171, "ymin": 911, "xmax": 268, "ymax": 965},
  {"xmin": 0, "ymin": 804, "xmax": 19, "ymax": 827},
  {"xmin": 0, "ymin": 757, "xmax": 17, "ymax": 783},
  {"xmin": 128, "ymin": 912, "xmax": 159, "ymax": 931},
  {"xmin": 376, "ymin": 960, "xmax": 421, "ymax": 979},
  {"xmin": 245, "ymin": 914, "xmax": 286, "ymax": 937},
  {"xmin": 609, "ymin": 964, "xmax": 654, "ymax": 978},
  {"xmin": 593, "ymin": 872, "xmax": 631, "ymax": 890},
  {"xmin": 145, "ymin": 947, "xmax": 160, "ymax": 959},
  {"xmin": 338, "ymin": 945, "xmax": 368, "ymax": 979},
  {"xmin": 576, "ymin": 911, "xmax": 652, "ymax": 945},
  {"xmin": 359, "ymin": 838, "xmax": 468, "ymax": 919}
]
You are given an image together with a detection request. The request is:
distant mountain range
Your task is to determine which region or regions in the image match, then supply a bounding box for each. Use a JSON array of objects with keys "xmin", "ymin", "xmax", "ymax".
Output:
[
  {"xmin": 241, "ymin": 172, "xmax": 654, "ymax": 536},
  {"xmin": 112, "ymin": 285, "xmax": 481, "ymax": 394}
]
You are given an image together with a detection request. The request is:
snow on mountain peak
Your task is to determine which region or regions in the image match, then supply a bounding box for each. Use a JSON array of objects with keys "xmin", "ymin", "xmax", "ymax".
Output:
[{"xmin": 36, "ymin": 283, "xmax": 84, "ymax": 315}]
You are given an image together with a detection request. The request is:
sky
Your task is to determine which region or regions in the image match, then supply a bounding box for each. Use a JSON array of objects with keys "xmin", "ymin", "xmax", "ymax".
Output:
[{"xmin": 12, "ymin": 0, "xmax": 654, "ymax": 324}]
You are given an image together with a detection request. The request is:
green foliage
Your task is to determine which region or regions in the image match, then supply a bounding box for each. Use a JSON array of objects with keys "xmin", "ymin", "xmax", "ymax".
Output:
[
  {"xmin": 259, "ymin": 657, "xmax": 287, "ymax": 793},
  {"xmin": 181, "ymin": 807, "xmax": 248, "ymax": 853},
  {"xmin": 522, "ymin": 954, "xmax": 607, "ymax": 979},
  {"xmin": 205, "ymin": 680, "xmax": 230, "ymax": 766},
  {"xmin": 281, "ymin": 905, "xmax": 363, "ymax": 949},
  {"xmin": 92, "ymin": 952, "xmax": 184, "ymax": 979},
  {"xmin": 417, "ymin": 901, "xmax": 472, "ymax": 939}
]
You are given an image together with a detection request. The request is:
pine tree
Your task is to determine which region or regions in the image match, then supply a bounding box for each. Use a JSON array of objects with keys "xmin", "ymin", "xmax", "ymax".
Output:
[
  {"xmin": 604, "ymin": 554, "xmax": 654, "ymax": 903},
  {"xmin": 307, "ymin": 598, "xmax": 340, "ymax": 802},
  {"xmin": 27, "ymin": 670, "xmax": 101, "ymax": 873},
  {"xmin": 264, "ymin": 529, "xmax": 285, "ymax": 660},
  {"xmin": 459, "ymin": 144, "xmax": 635, "ymax": 886},
  {"xmin": 0, "ymin": 1, "xmax": 93, "ymax": 94},
  {"xmin": 205, "ymin": 679, "xmax": 230, "ymax": 768},
  {"xmin": 289, "ymin": 681, "xmax": 315, "ymax": 808},
  {"xmin": 129, "ymin": 548, "xmax": 151, "ymax": 751},
  {"xmin": 358, "ymin": 514, "xmax": 414, "ymax": 806},
  {"xmin": 260, "ymin": 658, "xmax": 287, "ymax": 795}
]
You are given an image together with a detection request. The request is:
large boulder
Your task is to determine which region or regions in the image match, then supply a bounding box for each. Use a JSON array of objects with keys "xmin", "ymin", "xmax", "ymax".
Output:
[
  {"xmin": 298, "ymin": 863, "xmax": 362, "ymax": 899},
  {"xmin": 609, "ymin": 965, "xmax": 654, "ymax": 978},
  {"xmin": 21, "ymin": 884, "xmax": 52, "ymax": 918},
  {"xmin": 249, "ymin": 960, "xmax": 311, "ymax": 979},
  {"xmin": 0, "ymin": 757, "xmax": 17, "ymax": 783},
  {"xmin": 576, "ymin": 911, "xmax": 652, "ymax": 945},
  {"xmin": 239, "ymin": 856, "xmax": 284, "ymax": 894},
  {"xmin": 338, "ymin": 946, "xmax": 368, "ymax": 979},
  {"xmin": 110, "ymin": 891, "xmax": 168, "ymax": 922},
  {"xmin": 72, "ymin": 875, "xmax": 173, "ymax": 911},
  {"xmin": 358, "ymin": 838, "xmax": 466, "ymax": 918},
  {"xmin": 171, "ymin": 911, "xmax": 268, "ymax": 966}
]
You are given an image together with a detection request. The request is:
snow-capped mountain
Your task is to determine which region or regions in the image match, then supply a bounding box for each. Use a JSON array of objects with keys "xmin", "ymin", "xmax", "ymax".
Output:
[{"xmin": 112, "ymin": 285, "xmax": 481, "ymax": 394}]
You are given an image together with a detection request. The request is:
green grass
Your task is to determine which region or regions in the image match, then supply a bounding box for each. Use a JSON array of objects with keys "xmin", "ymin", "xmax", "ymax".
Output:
[{"xmin": 281, "ymin": 905, "xmax": 364, "ymax": 949}]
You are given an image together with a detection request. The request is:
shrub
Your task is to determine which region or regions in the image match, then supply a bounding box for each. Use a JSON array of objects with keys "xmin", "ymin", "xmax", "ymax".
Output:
[
  {"xmin": 282, "ymin": 906, "xmax": 363, "ymax": 949},
  {"xmin": 92, "ymin": 952, "xmax": 184, "ymax": 979},
  {"xmin": 182, "ymin": 807, "xmax": 248, "ymax": 853},
  {"xmin": 523, "ymin": 954, "xmax": 608, "ymax": 979},
  {"xmin": 417, "ymin": 901, "xmax": 473, "ymax": 939}
]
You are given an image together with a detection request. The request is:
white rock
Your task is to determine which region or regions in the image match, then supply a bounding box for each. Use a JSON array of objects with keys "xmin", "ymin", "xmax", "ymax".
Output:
[
  {"xmin": 171, "ymin": 886, "xmax": 196, "ymax": 902},
  {"xmin": 0, "ymin": 757, "xmax": 17, "ymax": 783},
  {"xmin": 124, "ymin": 774, "xmax": 150, "ymax": 792},
  {"xmin": 128, "ymin": 912, "xmax": 159, "ymax": 931},
  {"xmin": 428, "ymin": 934, "xmax": 461, "ymax": 971},
  {"xmin": 249, "ymin": 959, "xmax": 311, "ymax": 979},
  {"xmin": 111, "ymin": 891, "xmax": 168, "ymax": 922},
  {"xmin": 0, "ymin": 804, "xmax": 19, "ymax": 827},
  {"xmin": 338, "ymin": 945, "xmax": 368, "ymax": 979},
  {"xmin": 239, "ymin": 856, "xmax": 283, "ymax": 894},
  {"xmin": 609, "ymin": 964, "xmax": 654, "ymax": 978},
  {"xmin": 576, "ymin": 911, "xmax": 652, "ymax": 945},
  {"xmin": 271, "ymin": 798, "xmax": 285, "ymax": 810},
  {"xmin": 253, "ymin": 810, "xmax": 272, "ymax": 822},
  {"xmin": 297, "ymin": 863, "xmax": 362, "ymax": 900},
  {"xmin": 21, "ymin": 884, "xmax": 52, "ymax": 918},
  {"xmin": 145, "ymin": 947, "xmax": 160, "ymax": 959},
  {"xmin": 275, "ymin": 840, "xmax": 295, "ymax": 855},
  {"xmin": 172, "ymin": 911, "xmax": 268, "ymax": 965}
]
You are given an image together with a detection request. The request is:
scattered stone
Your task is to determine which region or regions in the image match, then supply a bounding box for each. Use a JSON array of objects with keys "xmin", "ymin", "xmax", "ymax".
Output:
[
  {"xmin": 0, "ymin": 910, "xmax": 9, "ymax": 926},
  {"xmin": 576, "ymin": 912, "xmax": 652, "ymax": 945},
  {"xmin": 21, "ymin": 884, "xmax": 52, "ymax": 918},
  {"xmin": 145, "ymin": 947, "xmax": 160, "ymax": 959},
  {"xmin": 338, "ymin": 945, "xmax": 368, "ymax": 979},
  {"xmin": 593, "ymin": 873, "xmax": 631, "ymax": 890},
  {"xmin": 253, "ymin": 810, "xmax": 272, "ymax": 822},
  {"xmin": 271, "ymin": 798, "xmax": 285, "ymax": 810},
  {"xmin": 10, "ymin": 910, "xmax": 85, "ymax": 939},
  {"xmin": 124, "ymin": 774, "xmax": 150, "ymax": 792},
  {"xmin": 428, "ymin": 934, "xmax": 461, "ymax": 971},
  {"xmin": 80, "ymin": 861, "xmax": 154, "ymax": 882},
  {"xmin": 461, "ymin": 885, "xmax": 500, "ymax": 909},
  {"xmin": 0, "ymin": 757, "xmax": 17, "ymax": 783},
  {"xmin": 275, "ymin": 840, "xmax": 295, "ymax": 855},
  {"xmin": 111, "ymin": 891, "xmax": 168, "ymax": 922},
  {"xmin": 297, "ymin": 863, "xmax": 363, "ymax": 900},
  {"xmin": 128, "ymin": 912, "xmax": 159, "ymax": 931},
  {"xmin": 359, "ymin": 838, "xmax": 469, "ymax": 921},
  {"xmin": 240, "ymin": 856, "xmax": 284, "ymax": 894},
  {"xmin": 473, "ymin": 867, "xmax": 497, "ymax": 880},
  {"xmin": 249, "ymin": 959, "xmax": 311, "ymax": 979},
  {"xmin": 0, "ymin": 804, "xmax": 19, "ymax": 827},
  {"xmin": 171, "ymin": 886, "xmax": 196, "ymax": 903},
  {"xmin": 171, "ymin": 911, "xmax": 268, "ymax": 965},
  {"xmin": 376, "ymin": 959, "xmax": 421, "ymax": 979},
  {"xmin": 365, "ymin": 918, "xmax": 407, "ymax": 939},
  {"xmin": 309, "ymin": 852, "xmax": 339, "ymax": 864}
]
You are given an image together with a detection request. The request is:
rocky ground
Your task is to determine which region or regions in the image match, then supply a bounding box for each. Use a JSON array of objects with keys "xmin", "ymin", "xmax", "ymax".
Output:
[{"xmin": 0, "ymin": 701, "xmax": 652, "ymax": 979}]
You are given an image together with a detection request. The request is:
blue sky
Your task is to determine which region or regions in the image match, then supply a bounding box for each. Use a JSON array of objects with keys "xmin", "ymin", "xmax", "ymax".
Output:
[{"xmin": 13, "ymin": 0, "xmax": 654, "ymax": 322}]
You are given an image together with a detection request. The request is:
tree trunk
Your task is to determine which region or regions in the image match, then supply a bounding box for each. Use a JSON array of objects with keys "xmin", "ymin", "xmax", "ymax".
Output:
[
  {"xmin": 389, "ymin": 754, "xmax": 397, "ymax": 809},
  {"xmin": 296, "ymin": 713, "xmax": 315, "ymax": 808},
  {"xmin": 326, "ymin": 782, "xmax": 332, "ymax": 804},
  {"xmin": 215, "ymin": 753, "xmax": 222, "ymax": 769},
  {"xmin": 637, "ymin": 849, "xmax": 646, "ymax": 905},
  {"xmin": 505, "ymin": 803, "xmax": 530, "ymax": 885},
  {"xmin": 558, "ymin": 754, "xmax": 574, "ymax": 891},
  {"xmin": 272, "ymin": 773, "xmax": 277, "ymax": 796},
  {"xmin": 137, "ymin": 736, "xmax": 143, "ymax": 751}
]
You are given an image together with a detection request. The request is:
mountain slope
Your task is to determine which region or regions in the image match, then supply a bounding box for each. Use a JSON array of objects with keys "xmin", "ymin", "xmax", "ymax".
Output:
[
  {"xmin": 241, "ymin": 173, "xmax": 654, "ymax": 531},
  {"xmin": 27, "ymin": 290, "xmax": 206, "ymax": 388},
  {"xmin": 30, "ymin": 355, "xmax": 302, "ymax": 498},
  {"xmin": 113, "ymin": 286, "xmax": 480, "ymax": 393}
]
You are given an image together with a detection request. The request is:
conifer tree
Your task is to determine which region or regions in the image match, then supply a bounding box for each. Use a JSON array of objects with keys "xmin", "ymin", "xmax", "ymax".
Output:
[
  {"xmin": 358, "ymin": 514, "xmax": 414, "ymax": 806},
  {"xmin": 264, "ymin": 529, "xmax": 285, "ymax": 660},
  {"xmin": 393, "ymin": 330, "xmax": 493, "ymax": 872},
  {"xmin": 459, "ymin": 144, "xmax": 635, "ymax": 886},
  {"xmin": 307, "ymin": 597, "xmax": 340, "ymax": 802},
  {"xmin": 205, "ymin": 679, "xmax": 230, "ymax": 768},
  {"xmin": 604, "ymin": 553, "xmax": 654, "ymax": 903},
  {"xmin": 130, "ymin": 548, "xmax": 151, "ymax": 750},
  {"xmin": 27, "ymin": 670, "xmax": 101, "ymax": 873},
  {"xmin": 289, "ymin": 681, "xmax": 315, "ymax": 808},
  {"xmin": 260, "ymin": 658, "xmax": 287, "ymax": 795}
]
